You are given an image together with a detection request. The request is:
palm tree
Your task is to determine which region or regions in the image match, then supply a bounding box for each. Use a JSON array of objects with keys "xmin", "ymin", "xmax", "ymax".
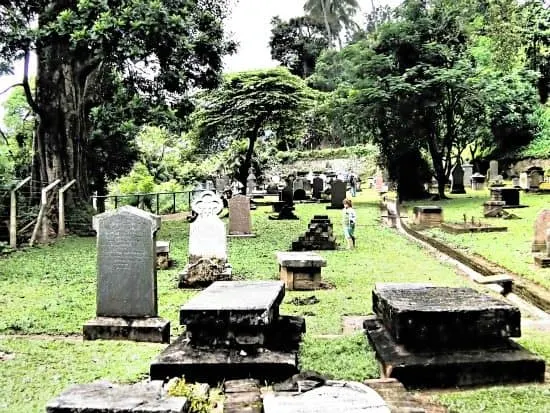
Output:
[{"xmin": 304, "ymin": 0, "xmax": 360, "ymax": 48}]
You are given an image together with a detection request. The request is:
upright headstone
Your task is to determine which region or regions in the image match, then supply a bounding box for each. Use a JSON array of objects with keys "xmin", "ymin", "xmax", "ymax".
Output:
[
  {"xmin": 534, "ymin": 228, "xmax": 550, "ymax": 268},
  {"xmin": 450, "ymin": 163, "xmax": 466, "ymax": 194},
  {"xmin": 532, "ymin": 209, "xmax": 550, "ymax": 252},
  {"xmin": 462, "ymin": 163, "xmax": 473, "ymax": 188},
  {"xmin": 228, "ymin": 194, "xmax": 255, "ymax": 237},
  {"xmin": 179, "ymin": 191, "xmax": 232, "ymax": 287},
  {"xmin": 312, "ymin": 177, "xmax": 324, "ymax": 199},
  {"xmin": 528, "ymin": 167, "xmax": 544, "ymax": 190},
  {"xmin": 246, "ymin": 167, "xmax": 257, "ymax": 195},
  {"xmin": 327, "ymin": 179, "xmax": 346, "ymax": 209},
  {"xmin": 83, "ymin": 206, "xmax": 169, "ymax": 343},
  {"xmin": 216, "ymin": 176, "xmax": 230, "ymax": 193},
  {"xmin": 487, "ymin": 160, "xmax": 498, "ymax": 182}
]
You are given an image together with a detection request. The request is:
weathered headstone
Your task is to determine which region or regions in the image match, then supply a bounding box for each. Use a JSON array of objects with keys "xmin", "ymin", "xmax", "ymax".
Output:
[
  {"xmin": 364, "ymin": 283, "xmax": 545, "ymax": 388},
  {"xmin": 462, "ymin": 163, "xmax": 473, "ymax": 188},
  {"xmin": 246, "ymin": 167, "xmax": 257, "ymax": 195},
  {"xmin": 532, "ymin": 209, "xmax": 550, "ymax": 252},
  {"xmin": 519, "ymin": 172, "xmax": 529, "ymax": 190},
  {"xmin": 487, "ymin": 160, "xmax": 498, "ymax": 182},
  {"xmin": 312, "ymin": 177, "xmax": 324, "ymax": 199},
  {"xmin": 374, "ymin": 175, "xmax": 384, "ymax": 192},
  {"xmin": 83, "ymin": 206, "xmax": 169, "ymax": 343},
  {"xmin": 450, "ymin": 163, "xmax": 466, "ymax": 194},
  {"xmin": 263, "ymin": 381, "xmax": 390, "ymax": 413},
  {"xmin": 216, "ymin": 175, "xmax": 230, "ymax": 193},
  {"xmin": 534, "ymin": 228, "xmax": 550, "ymax": 268},
  {"xmin": 270, "ymin": 183, "xmax": 299, "ymax": 220},
  {"xmin": 512, "ymin": 175, "xmax": 520, "ymax": 188},
  {"xmin": 327, "ymin": 179, "xmax": 346, "ymax": 209},
  {"xmin": 528, "ymin": 166, "xmax": 544, "ymax": 190},
  {"xmin": 179, "ymin": 191, "xmax": 232, "ymax": 287},
  {"xmin": 228, "ymin": 194, "xmax": 255, "ymax": 237}
]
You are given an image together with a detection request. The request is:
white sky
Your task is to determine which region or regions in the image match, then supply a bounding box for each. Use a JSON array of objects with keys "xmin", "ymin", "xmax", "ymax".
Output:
[{"xmin": 0, "ymin": 0, "xmax": 401, "ymax": 123}]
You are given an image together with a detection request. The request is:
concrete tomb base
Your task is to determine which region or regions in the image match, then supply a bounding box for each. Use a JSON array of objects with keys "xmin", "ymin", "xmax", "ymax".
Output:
[
  {"xmin": 152, "ymin": 281, "xmax": 305, "ymax": 384},
  {"xmin": 412, "ymin": 206, "xmax": 442, "ymax": 228},
  {"xmin": 227, "ymin": 233, "xmax": 257, "ymax": 238},
  {"xmin": 46, "ymin": 380, "xmax": 187, "ymax": 413},
  {"xmin": 534, "ymin": 254, "xmax": 550, "ymax": 268},
  {"xmin": 365, "ymin": 284, "xmax": 545, "ymax": 388},
  {"xmin": 364, "ymin": 316, "xmax": 544, "ymax": 389},
  {"xmin": 178, "ymin": 263, "xmax": 232, "ymax": 288},
  {"xmin": 150, "ymin": 333, "xmax": 300, "ymax": 384},
  {"xmin": 83, "ymin": 316, "xmax": 170, "ymax": 344},
  {"xmin": 277, "ymin": 251, "xmax": 327, "ymax": 291}
]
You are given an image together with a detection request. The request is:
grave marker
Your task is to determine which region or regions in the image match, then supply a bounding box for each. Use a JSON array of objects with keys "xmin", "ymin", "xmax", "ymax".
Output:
[
  {"xmin": 327, "ymin": 179, "xmax": 346, "ymax": 209},
  {"xmin": 228, "ymin": 194, "xmax": 255, "ymax": 237},
  {"xmin": 532, "ymin": 209, "xmax": 550, "ymax": 252}
]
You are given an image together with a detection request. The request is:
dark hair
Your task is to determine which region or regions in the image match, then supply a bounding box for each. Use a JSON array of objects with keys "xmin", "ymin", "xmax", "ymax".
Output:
[{"xmin": 343, "ymin": 198, "xmax": 352, "ymax": 207}]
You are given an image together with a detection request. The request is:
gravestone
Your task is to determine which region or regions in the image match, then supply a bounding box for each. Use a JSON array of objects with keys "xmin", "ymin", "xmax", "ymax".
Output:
[
  {"xmin": 374, "ymin": 175, "xmax": 384, "ymax": 192},
  {"xmin": 228, "ymin": 194, "xmax": 255, "ymax": 238},
  {"xmin": 471, "ymin": 173, "xmax": 486, "ymax": 190},
  {"xmin": 450, "ymin": 163, "xmax": 466, "ymax": 194},
  {"xmin": 216, "ymin": 176, "xmax": 230, "ymax": 193},
  {"xmin": 528, "ymin": 166, "xmax": 544, "ymax": 190},
  {"xmin": 263, "ymin": 381, "xmax": 390, "ymax": 413},
  {"xmin": 462, "ymin": 163, "xmax": 473, "ymax": 188},
  {"xmin": 83, "ymin": 206, "xmax": 170, "ymax": 343},
  {"xmin": 150, "ymin": 281, "xmax": 305, "ymax": 383},
  {"xmin": 179, "ymin": 191, "xmax": 232, "ymax": 287},
  {"xmin": 532, "ymin": 209, "xmax": 550, "ymax": 252},
  {"xmin": 291, "ymin": 215, "xmax": 337, "ymax": 250},
  {"xmin": 487, "ymin": 160, "xmax": 498, "ymax": 182},
  {"xmin": 364, "ymin": 283, "xmax": 545, "ymax": 388},
  {"xmin": 270, "ymin": 183, "xmax": 299, "ymax": 220},
  {"xmin": 246, "ymin": 167, "xmax": 257, "ymax": 195},
  {"xmin": 534, "ymin": 228, "xmax": 550, "ymax": 268},
  {"xmin": 327, "ymin": 179, "xmax": 346, "ymax": 209},
  {"xmin": 312, "ymin": 177, "xmax": 324, "ymax": 199},
  {"xmin": 293, "ymin": 178, "xmax": 306, "ymax": 200},
  {"xmin": 412, "ymin": 206, "xmax": 443, "ymax": 227},
  {"xmin": 519, "ymin": 172, "xmax": 529, "ymax": 190}
]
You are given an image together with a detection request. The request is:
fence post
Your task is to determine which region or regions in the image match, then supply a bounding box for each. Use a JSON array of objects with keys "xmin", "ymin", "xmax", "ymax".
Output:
[
  {"xmin": 92, "ymin": 191, "xmax": 97, "ymax": 211},
  {"xmin": 29, "ymin": 179, "xmax": 61, "ymax": 246},
  {"xmin": 58, "ymin": 179, "xmax": 76, "ymax": 237},
  {"xmin": 9, "ymin": 176, "xmax": 31, "ymax": 248},
  {"xmin": 173, "ymin": 193, "xmax": 176, "ymax": 213},
  {"xmin": 156, "ymin": 193, "xmax": 160, "ymax": 215},
  {"xmin": 114, "ymin": 196, "xmax": 118, "ymax": 209}
]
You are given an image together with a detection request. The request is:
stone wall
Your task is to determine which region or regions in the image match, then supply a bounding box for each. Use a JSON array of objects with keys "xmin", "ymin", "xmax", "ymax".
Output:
[
  {"xmin": 267, "ymin": 157, "xmax": 377, "ymax": 178},
  {"xmin": 507, "ymin": 158, "xmax": 550, "ymax": 175}
]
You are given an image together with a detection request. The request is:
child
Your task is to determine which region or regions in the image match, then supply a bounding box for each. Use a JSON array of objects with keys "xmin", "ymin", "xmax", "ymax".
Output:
[{"xmin": 342, "ymin": 198, "xmax": 356, "ymax": 249}]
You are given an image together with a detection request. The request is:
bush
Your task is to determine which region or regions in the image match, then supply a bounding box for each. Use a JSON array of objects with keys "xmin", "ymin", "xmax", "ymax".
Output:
[{"xmin": 276, "ymin": 144, "xmax": 379, "ymax": 163}]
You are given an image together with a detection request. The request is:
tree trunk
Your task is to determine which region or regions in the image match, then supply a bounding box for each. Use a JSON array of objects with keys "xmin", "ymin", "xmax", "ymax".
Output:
[
  {"xmin": 35, "ymin": 32, "xmax": 98, "ymax": 205},
  {"xmin": 320, "ymin": 0, "xmax": 333, "ymax": 48},
  {"xmin": 426, "ymin": 134, "xmax": 447, "ymax": 199},
  {"xmin": 238, "ymin": 126, "xmax": 260, "ymax": 193}
]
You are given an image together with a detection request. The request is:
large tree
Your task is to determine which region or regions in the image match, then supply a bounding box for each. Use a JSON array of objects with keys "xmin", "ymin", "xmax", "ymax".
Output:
[
  {"xmin": 269, "ymin": 15, "xmax": 329, "ymax": 78},
  {"xmin": 194, "ymin": 68, "xmax": 316, "ymax": 187},
  {"xmin": 0, "ymin": 0, "xmax": 235, "ymax": 202}
]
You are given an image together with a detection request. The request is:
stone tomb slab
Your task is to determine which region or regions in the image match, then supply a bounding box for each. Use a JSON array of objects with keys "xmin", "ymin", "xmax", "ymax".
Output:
[
  {"xmin": 277, "ymin": 252, "xmax": 327, "ymax": 291},
  {"xmin": 364, "ymin": 316, "xmax": 545, "ymax": 389},
  {"xmin": 180, "ymin": 281, "xmax": 285, "ymax": 345},
  {"xmin": 372, "ymin": 284, "xmax": 520, "ymax": 348},
  {"xmin": 150, "ymin": 334, "xmax": 299, "ymax": 384},
  {"xmin": 46, "ymin": 380, "xmax": 188, "ymax": 413},
  {"xmin": 412, "ymin": 206, "xmax": 443, "ymax": 227},
  {"xmin": 83, "ymin": 316, "xmax": 170, "ymax": 344},
  {"xmin": 263, "ymin": 381, "xmax": 390, "ymax": 413}
]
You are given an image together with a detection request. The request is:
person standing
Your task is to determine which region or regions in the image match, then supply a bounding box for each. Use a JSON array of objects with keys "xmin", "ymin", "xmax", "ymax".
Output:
[
  {"xmin": 349, "ymin": 173, "xmax": 357, "ymax": 197},
  {"xmin": 342, "ymin": 198, "xmax": 356, "ymax": 249}
]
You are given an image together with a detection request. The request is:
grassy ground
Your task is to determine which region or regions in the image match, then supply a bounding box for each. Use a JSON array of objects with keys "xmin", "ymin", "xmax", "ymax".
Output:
[
  {"xmin": 0, "ymin": 189, "xmax": 549, "ymax": 412},
  {"xmin": 403, "ymin": 188, "xmax": 550, "ymax": 290}
]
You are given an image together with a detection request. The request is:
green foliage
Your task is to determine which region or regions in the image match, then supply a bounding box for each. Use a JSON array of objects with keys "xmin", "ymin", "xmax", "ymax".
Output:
[
  {"xmin": 520, "ymin": 104, "xmax": 550, "ymax": 158},
  {"xmin": 270, "ymin": 15, "xmax": 329, "ymax": 78},
  {"xmin": 304, "ymin": 0, "xmax": 360, "ymax": 47},
  {"xmin": 167, "ymin": 378, "xmax": 212, "ymax": 413},
  {"xmin": 194, "ymin": 67, "xmax": 317, "ymax": 182},
  {"xmin": 275, "ymin": 144, "xmax": 379, "ymax": 164}
]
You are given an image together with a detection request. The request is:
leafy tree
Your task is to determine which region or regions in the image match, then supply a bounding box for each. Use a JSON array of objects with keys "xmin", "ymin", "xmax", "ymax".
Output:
[
  {"xmin": 194, "ymin": 68, "xmax": 316, "ymax": 187},
  {"xmin": 269, "ymin": 15, "xmax": 329, "ymax": 78},
  {"xmin": 304, "ymin": 0, "xmax": 360, "ymax": 48},
  {"xmin": 0, "ymin": 0, "xmax": 235, "ymax": 202}
]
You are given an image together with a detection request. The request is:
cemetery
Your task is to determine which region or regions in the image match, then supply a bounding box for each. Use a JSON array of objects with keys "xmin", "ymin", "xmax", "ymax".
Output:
[{"xmin": 2, "ymin": 0, "xmax": 550, "ymax": 412}]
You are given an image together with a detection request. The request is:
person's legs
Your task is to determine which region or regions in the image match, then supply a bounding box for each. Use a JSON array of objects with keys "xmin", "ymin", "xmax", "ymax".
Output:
[{"xmin": 344, "ymin": 226, "xmax": 355, "ymax": 249}]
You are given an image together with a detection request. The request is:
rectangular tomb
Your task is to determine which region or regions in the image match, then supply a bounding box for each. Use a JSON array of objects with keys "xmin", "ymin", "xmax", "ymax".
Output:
[
  {"xmin": 412, "ymin": 206, "xmax": 442, "ymax": 228},
  {"xmin": 180, "ymin": 281, "xmax": 285, "ymax": 347},
  {"xmin": 277, "ymin": 251, "xmax": 327, "ymax": 290},
  {"xmin": 372, "ymin": 284, "xmax": 520, "ymax": 348}
]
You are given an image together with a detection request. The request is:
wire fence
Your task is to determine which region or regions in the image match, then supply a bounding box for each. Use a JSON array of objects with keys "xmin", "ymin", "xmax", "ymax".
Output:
[{"xmin": 91, "ymin": 191, "xmax": 195, "ymax": 215}]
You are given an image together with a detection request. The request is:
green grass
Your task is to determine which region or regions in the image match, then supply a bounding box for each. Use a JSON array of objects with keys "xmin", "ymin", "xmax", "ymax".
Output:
[
  {"xmin": 404, "ymin": 188, "xmax": 550, "ymax": 290},
  {"xmin": 0, "ymin": 189, "xmax": 549, "ymax": 412}
]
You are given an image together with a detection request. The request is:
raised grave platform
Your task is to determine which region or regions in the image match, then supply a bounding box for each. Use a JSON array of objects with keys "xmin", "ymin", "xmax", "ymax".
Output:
[
  {"xmin": 365, "ymin": 283, "xmax": 545, "ymax": 388},
  {"xmin": 291, "ymin": 215, "xmax": 337, "ymax": 251},
  {"xmin": 83, "ymin": 316, "xmax": 170, "ymax": 344},
  {"xmin": 277, "ymin": 251, "xmax": 327, "ymax": 291},
  {"xmin": 46, "ymin": 380, "xmax": 187, "ymax": 413},
  {"xmin": 534, "ymin": 254, "xmax": 550, "ymax": 268},
  {"xmin": 441, "ymin": 222, "xmax": 507, "ymax": 234},
  {"xmin": 412, "ymin": 206, "xmax": 442, "ymax": 228},
  {"xmin": 151, "ymin": 281, "xmax": 305, "ymax": 383}
]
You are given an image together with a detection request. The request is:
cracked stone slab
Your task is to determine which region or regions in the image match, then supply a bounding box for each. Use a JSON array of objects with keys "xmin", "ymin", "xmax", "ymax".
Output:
[
  {"xmin": 263, "ymin": 381, "xmax": 390, "ymax": 413},
  {"xmin": 46, "ymin": 380, "xmax": 188, "ymax": 413}
]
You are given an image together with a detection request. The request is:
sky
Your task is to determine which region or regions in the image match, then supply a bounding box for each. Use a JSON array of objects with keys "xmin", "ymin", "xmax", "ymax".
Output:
[{"xmin": 0, "ymin": 0, "xmax": 400, "ymax": 122}]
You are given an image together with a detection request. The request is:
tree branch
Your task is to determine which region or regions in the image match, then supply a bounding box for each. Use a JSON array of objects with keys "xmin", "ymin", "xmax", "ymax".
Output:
[
  {"xmin": 22, "ymin": 48, "xmax": 40, "ymax": 116},
  {"xmin": 0, "ymin": 83, "xmax": 23, "ymax": 96}
]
